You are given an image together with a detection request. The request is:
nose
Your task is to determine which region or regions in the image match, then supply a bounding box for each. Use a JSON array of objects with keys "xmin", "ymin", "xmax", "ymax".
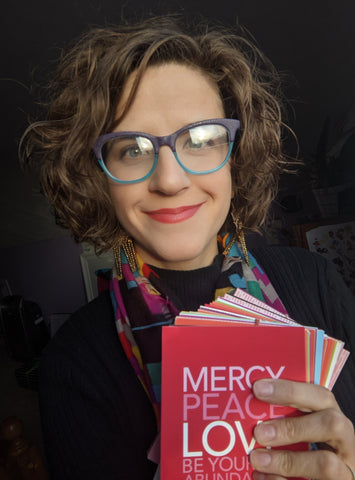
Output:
[{"xmin": 148, "ymin": 145, "xmax": 191, "ymax": 195}]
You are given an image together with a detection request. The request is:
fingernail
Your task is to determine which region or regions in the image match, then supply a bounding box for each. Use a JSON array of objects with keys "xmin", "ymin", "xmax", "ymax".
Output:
[
  {"xmin": 254, "ymin": 380, "xmax": 274, "ymax": 397},
  {"xmin": 250, "ymin": 450, "xmax": 271, "ymax": 467},
  {"xmin": 256, "ymin": 423, "xmax": 276, "ymax": 442}
]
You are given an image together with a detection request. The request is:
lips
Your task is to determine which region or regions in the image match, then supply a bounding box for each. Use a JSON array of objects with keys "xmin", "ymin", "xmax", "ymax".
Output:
[{"xmin": 144, "ymin": 203, "xmax": 203, "ymax": 223}]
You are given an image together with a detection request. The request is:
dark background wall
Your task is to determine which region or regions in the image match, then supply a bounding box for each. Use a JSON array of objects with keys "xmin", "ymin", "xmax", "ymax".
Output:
[
  {"xmin": 3, "ymin": 0, "xmax": 355, "ymax": 163},
  {"xmin": 1, "ymin": 0, "xmax": 354, "ymax": 317}
]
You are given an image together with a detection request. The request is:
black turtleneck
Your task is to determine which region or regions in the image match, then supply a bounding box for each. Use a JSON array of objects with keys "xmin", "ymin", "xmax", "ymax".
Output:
[
  {"xmin": 39, "ymin": 246, "xmax": 355, "ymax": 479},
  {"xmin": 148, "ymin": 254, "xmax": 224, "ymax": 311}
]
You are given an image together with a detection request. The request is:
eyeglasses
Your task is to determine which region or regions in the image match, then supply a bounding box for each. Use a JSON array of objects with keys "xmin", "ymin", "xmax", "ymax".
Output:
[{"xmin": 92, "ymin": 118, "xmax": 240, "ymax": 184}]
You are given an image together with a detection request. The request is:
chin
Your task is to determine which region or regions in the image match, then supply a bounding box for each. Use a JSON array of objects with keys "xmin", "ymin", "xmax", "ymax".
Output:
[{"xmin": 151, "ymin": 243, "xmax": 217, "ymax": 270}]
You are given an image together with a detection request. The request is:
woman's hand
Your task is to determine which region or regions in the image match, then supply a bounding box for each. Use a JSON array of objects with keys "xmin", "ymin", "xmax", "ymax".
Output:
[{"xmin": 250, "ymin": 379, "xmax": 355, "ymax": 480}]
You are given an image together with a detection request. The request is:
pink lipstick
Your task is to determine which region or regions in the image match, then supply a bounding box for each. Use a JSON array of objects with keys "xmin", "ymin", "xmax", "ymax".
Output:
[{"xmin": 145, "ymin": 204, "xmax": 203, "ymax": 224}]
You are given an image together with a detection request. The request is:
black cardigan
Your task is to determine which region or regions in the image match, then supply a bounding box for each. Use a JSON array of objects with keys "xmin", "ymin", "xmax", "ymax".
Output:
[{"xmin": 39, "ymin": 247, "xmax": 355, "ymax": 480}]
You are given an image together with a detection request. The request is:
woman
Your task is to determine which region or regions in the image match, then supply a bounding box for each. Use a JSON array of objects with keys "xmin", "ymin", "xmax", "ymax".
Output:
[{"xmin": 21, "ymin": 16, "xmax": 355, "ymax": 480}]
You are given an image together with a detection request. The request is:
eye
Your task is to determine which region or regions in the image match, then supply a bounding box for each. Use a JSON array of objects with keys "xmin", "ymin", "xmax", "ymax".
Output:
[
  {"xmin": 121, "ymin": 144, "xmax": 143, "ymax": 158},
  {"xmin": 103, "ymin": 136, "xmax": 154, "ymax": 164},
  {"xmin": 184, "ymin": 138, "xmax": 204, "ymax": 149},
  {"xmin": 180, "ymin": 125, "xmax": 229, "ymax": 152},
  {"xmin": 186, "ymin": 130, "xmax": 211, "ymax": 149}
]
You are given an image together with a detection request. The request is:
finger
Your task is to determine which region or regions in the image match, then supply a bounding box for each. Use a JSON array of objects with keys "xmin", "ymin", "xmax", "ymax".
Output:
[
  {"xmin": 250, "ymin": 448, "xmax": 354, "ymax": 480},
  {"xmin": 253, "ymin": 408, "xmax": 355, "ymax": 457},
  {"xmin": 253, "ymin": 379, "xmax": 340, "ymax": 412}
]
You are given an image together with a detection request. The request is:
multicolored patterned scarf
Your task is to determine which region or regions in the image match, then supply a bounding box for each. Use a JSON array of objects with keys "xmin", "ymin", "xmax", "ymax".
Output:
[{"xmin": 109, "ymin": 233, "xmax": 287, "ymax": 428}]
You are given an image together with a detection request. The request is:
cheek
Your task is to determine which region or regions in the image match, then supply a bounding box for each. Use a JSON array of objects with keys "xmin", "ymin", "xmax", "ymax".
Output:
[
  {"xmin": 212, "ymin": 167, "xmax": 233, "ymax": 201},
  {"xmin": 108, "ymin": 182, "xmax": 145, "ymax": 231},
  {"xmin": 108, "ymin": 184, "xmax": 130, "ymax": 223}
]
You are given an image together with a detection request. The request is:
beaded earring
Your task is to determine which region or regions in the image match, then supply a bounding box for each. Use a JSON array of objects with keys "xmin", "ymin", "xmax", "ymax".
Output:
[
  {"xmin": 113, "ymin": 230, "xmax": 138, "ymax": 278},
  {"xmin": 223, "ymin": 210, "xmax": 250, "ymax": 266}
]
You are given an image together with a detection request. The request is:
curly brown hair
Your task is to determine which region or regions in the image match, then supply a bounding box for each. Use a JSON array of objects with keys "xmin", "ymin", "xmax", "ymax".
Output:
[{"xmin": 21, "ymin": 15, "xmax": 290, "ymax": 252}]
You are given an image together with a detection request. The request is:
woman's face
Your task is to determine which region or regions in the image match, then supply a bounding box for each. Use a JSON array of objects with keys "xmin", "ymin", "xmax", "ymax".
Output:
[{"xmin": 108, "ymin": 63, "xmax": 233, "ymax": 270}]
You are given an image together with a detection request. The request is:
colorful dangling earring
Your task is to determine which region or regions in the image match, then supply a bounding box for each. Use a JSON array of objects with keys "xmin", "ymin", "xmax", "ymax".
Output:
[
  {"xmin": 236, "ymin": 216, "xmax": 250, "ymax": 266},
  {"xmin": 222, "ymin": 231, "xmax": 238, "ymax": 257},
  {"xmin": 223, "ymin": 210, "xmax": 250, "ymax": 266},
  {"xmin": 113, "ymin": 230, "xmax": 138, "ymax": 278}
]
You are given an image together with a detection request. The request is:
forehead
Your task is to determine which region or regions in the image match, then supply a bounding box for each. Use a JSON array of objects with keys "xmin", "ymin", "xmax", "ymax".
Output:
[{"xmin": 114, "ymin": 63, "xmax": 223, "ymax": 123}]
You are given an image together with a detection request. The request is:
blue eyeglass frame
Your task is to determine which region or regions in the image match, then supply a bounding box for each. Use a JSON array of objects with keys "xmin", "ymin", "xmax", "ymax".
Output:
[{"xmin": 92, "ymin": 118, "xmax": 241, "ymax": 184}]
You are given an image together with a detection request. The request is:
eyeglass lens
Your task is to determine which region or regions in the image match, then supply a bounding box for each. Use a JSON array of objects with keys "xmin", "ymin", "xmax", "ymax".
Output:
[{"xmin": 101, "ymin": 123, "xmax": 231, "ymax": 182}]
